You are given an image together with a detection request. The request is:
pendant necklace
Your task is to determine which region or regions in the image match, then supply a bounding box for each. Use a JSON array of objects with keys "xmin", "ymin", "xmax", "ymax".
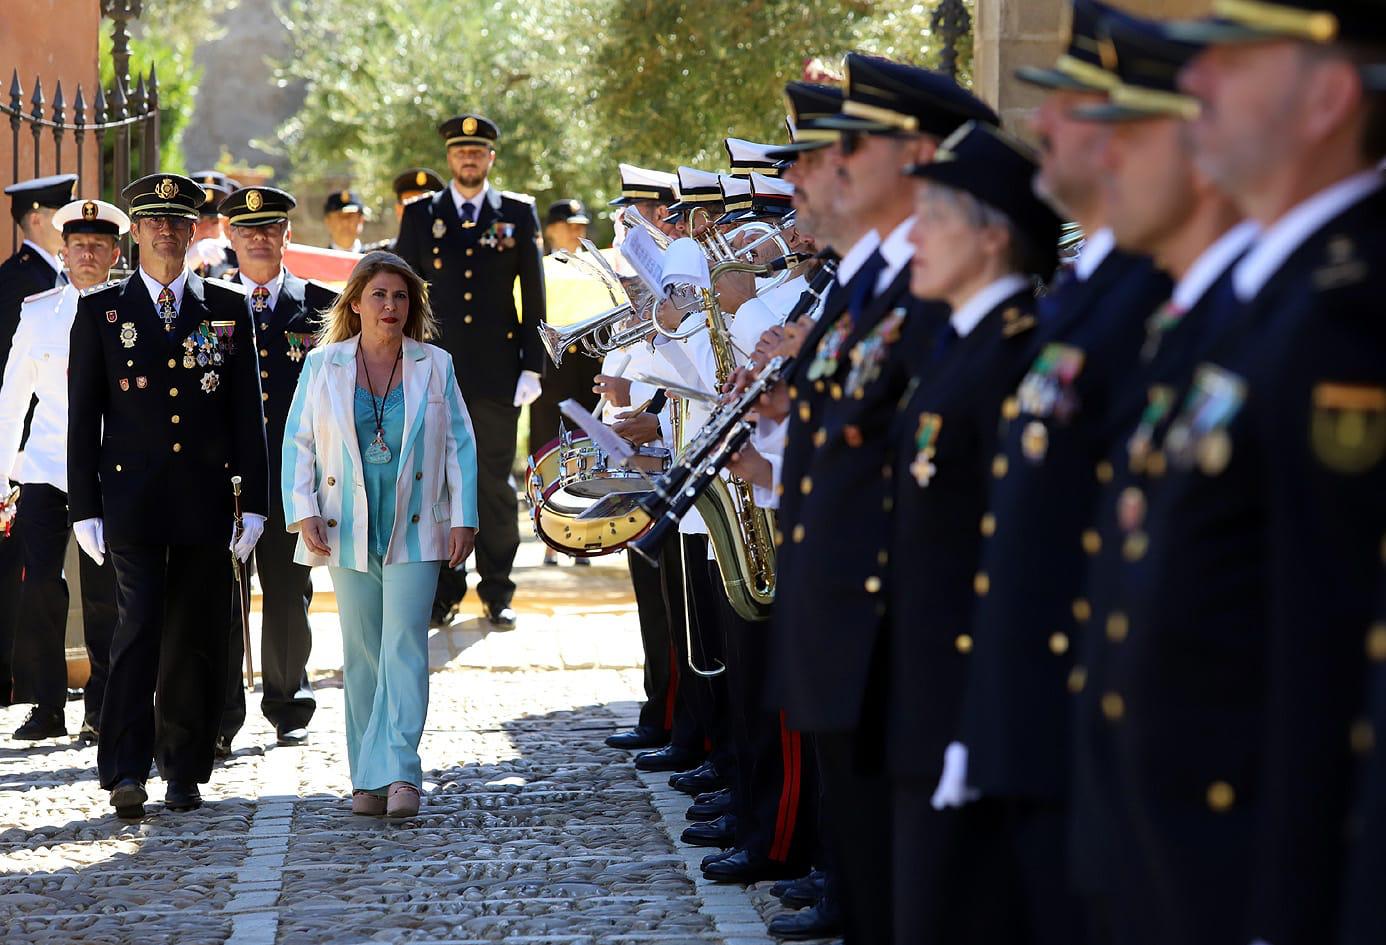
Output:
[{"xmin": 360, "ymin": 344, "xmax": 401, "ymax": 465}]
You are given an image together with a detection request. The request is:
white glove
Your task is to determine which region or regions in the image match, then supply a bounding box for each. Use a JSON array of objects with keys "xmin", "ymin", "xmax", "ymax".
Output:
[
  {"xmin": 513, "ymin": 370, "xmax": 543, "ymax": 407},
  {"xmin": 930, "ymin": 742, "xmax": 981, "ymax": 810},
  {"xmin": 74, "ymin": 517, "xmax": 106, "ymax": 567},
  {"xmin": 231, "ymin": 512, "xmax": 266, "ymax": 563}
]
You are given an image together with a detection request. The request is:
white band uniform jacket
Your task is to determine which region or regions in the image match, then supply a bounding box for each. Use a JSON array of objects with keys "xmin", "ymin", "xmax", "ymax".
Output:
[
  {"xmin": 0, "ymin": 283, "xmax": 75, "ymax": 491},
  {"xmin": 281, "ymin": 336, "xmax": 479, "ymax": 571}
]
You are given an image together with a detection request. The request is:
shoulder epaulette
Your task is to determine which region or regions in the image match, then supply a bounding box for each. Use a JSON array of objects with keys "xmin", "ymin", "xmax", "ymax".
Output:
[
  {"xmin": 205, "ymin": 276, "xmax": 248, "ymax": 295},
  {"xmin": 220, "ymin": 267, "xmax": 240, "ymax": 280},
  {"xmin": 305, "ymin": 279, "xmax": 341, "ymax": 299},
  {"xmin": 403, "ymin": 191, "xmax": 432, "ymax": 207},
  {"xmin": 501, "ymin": 190, "xmax": 536, "ymax": 205},
  {"xmin": 21, "ymin": 285, "xmax": 64, "ymax": 305},
  {"xmin": 80, "ymin": 279, "xmax": 121, "ymax": 298}
]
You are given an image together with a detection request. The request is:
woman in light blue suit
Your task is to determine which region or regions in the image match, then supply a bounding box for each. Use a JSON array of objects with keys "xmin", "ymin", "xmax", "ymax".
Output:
[{"xmin": 282, "ymin": 251, "xmax": 478, "ymax": 818}]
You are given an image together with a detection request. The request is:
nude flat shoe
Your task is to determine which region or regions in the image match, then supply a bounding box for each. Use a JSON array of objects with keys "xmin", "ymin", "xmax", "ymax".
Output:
[
  {"xmin": 386, "ymin": 781, "xmax": 420, "ymax": 818},
  {"xmin": 351, "ymin": 790, "xmax": 386, "ymax": 816}
]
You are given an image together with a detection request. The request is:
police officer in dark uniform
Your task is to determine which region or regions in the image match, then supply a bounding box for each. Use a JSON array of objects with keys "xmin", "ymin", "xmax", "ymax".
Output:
[
  {"xmin": 1072, "ymin": 4, "xmax": 1386, "ymax": 943},
  {"xmin": 322, "ymin": 190, "xmax": 366, "ymax": 253},
  {"xmin": 364, "ymin": 168, "xmax": 447, "ymax": 252},
  {"xmin": 68, "ymin": 172, "xmax": 269, "ymax": 818},
  {"xmin": 188, "ymin": 171, "xmax": 239, "ymax": 278},
  {"xmin": 0, "ymin": 172, "xmax": 76, "ymax": 706},
  {"xmin": 394, "ymin": 113, "xmax": 546, "ymax": 628},
  {"xmin": 213, "ymin": 185, "xmax": 338, "ymax": 755}
]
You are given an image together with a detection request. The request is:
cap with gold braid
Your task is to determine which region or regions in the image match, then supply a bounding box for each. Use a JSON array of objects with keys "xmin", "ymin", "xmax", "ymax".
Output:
[
  {"xmin": 1074, "ymin": 15, "xmax": 1202, "ymax": 122},
  {"xmin": 322, "ymin": 190, "xmax": 364, "ymax": 216},
  {"xmin": 121, "ymin": 173, "xmax": 205, "ymax": 220},
  {"xmin": 766, "ymin": 82, "xmax": 845, "ymax": 159},
  {"xmin": 715, "ymin": 174, "xmax": 755, "ymax": 225},
  {"xmin": 221, "ymin": 186, "xmax": 296, "ymax": 227},
  {"xmin": 51, "ymin": 198, "xmax": 130, "ymax": 237},
  {"xmin": 391, "ymin": 167, "xmax": 444, "ymax": 199},
  {"xmin": 723, "ymin": 138, "xmax": 787, "ymax": 178},
  {"xmin": 439, "ymin": 113, "xmax": 500, "ymax": 150},
  {"xmin": 1164, "ymin": 0, "xmax": 1386, "ymax": 46},
  {"xmin": 608, "ymin": 163, "xmax": 678, "ymax": 207},
  {"xmin": 818, "ymin": 53, "xmax": 1000, "ymax": 139},
  {"xmin": 665, "ymin": 167, "xmax": 724, "ymax": 214},
  {"xmin": 1016, "ymin": 0, "xmax": 1131, "ymax": 93}
]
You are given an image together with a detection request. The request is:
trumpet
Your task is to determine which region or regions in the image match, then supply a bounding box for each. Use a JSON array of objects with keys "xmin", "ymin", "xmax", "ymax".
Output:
[{"xmin": 538, "ymin": 301, "xmax": 648, "ymax": 367}]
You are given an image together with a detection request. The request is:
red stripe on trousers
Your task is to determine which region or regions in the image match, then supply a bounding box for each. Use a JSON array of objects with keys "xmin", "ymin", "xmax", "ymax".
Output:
[{"xmin": 770, "ymin": 711, "xmax": 803, "ymax": 862}]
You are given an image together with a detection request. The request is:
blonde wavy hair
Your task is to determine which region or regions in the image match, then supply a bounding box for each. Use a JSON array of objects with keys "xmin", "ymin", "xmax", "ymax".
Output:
[{"xmin": 316, "ymin": 251, "xmax": 438, "ymax": 346}]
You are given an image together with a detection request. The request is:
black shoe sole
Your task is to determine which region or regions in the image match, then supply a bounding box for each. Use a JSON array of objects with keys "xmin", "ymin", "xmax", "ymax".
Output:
[
  {"xmin": 110, "ymin": 783, "xmax": 147, "ymax": 818},
  {"xmin": 680, "ymin": 831, "xmax": 735, "ymax": 849},
  {"xmin": 114, "ymin": 804, "xmax": 145, "ymax": 820},
  {"xmin": 165, "ymin": 798, "xmax": 203, "ymax": 812},
  {"xmin": 13, "ymin": 729, "xmax": 67, "ymax": 740}
]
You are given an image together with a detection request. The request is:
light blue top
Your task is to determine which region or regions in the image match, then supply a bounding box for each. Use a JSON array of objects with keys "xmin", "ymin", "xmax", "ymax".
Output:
[{"xmin": 354, "ymin": 384, "xmax": 405, "ymax": 557}]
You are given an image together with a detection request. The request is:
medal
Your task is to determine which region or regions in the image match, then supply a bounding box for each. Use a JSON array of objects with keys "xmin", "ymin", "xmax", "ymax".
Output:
[
  {"xmin": 843, "ymin": 307, "xmax": 905, "ymax": 398},
  {"xmin": 119, "ymin": 322, "xmax": 138, "ymax": 349},
  {"xmin": 807, "ymin": 316, "xmax": 853, "ymax": 382},
  {"xmin": 432, "ymin": 217, "xmax": 447, "ymax": 238},
  {"xmin": 200, "ymin": 371, "xmax": 220, "ymax": 393},
  {"xmin": 909, "ymin": 413, "xmax": 943, "ymax": 487}
]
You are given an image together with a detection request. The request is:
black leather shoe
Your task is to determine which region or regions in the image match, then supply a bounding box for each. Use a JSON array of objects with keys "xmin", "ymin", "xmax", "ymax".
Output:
[
  {"xmin": 634, "ymin": 744, "xmax": 703, "ymax": 772},
  {"xmin": 768, "ymin": 899, "xmax": 843, "ymax": 939},
  {"xmin": 109, "ymin": 778, "xmax": 147, "ymax": 819},
  {"xmin": 484, "ymin": 604, "xmax": 517, "ymax": 629},
  {"xmin": 670, "ymin": 759, "xmax": 726, "ymax": 795},
  {"xmin": 276, "ymin": 727, "xmax": 310, "ymax": 746},
  {"xmin": 164, "ymin": 781, "xmax": 203, "ymax": 812},
  {"xmin": 680, "ymin": 813, "xmax": 737, "ymax": 848},
  {"xmin": 604, "ymin": 725, "xmax": 668, "ymax": 750},
  {"xmin": 77, "ymin": 719, "xmax": 99, "ymax": 744},
  {"xmin": 774, "ymin": 869, "xmax": 824, "ymax": 909},
  {"xmin": 701, "ymin": 848, "xmax": 735, "ymax": 870},
  {"xmin": 702, "ymin": 848, "xmax": 806, "ymax": 885},
  {"xmin": 686, "ymin": 787, "xmax": 735, "ymax": 822},
  {"xmin": 14, "ymin": 706, "xmax": 66, "ymax": 740},
  {"xmin": 213, "ymin": 735, "xmax": 233, "ymax": 759}
]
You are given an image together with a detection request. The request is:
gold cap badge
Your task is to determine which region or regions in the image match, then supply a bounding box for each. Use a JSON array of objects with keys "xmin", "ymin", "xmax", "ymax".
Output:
[
  {"xmin": 81, "ymin": 201, "xmax": 97, "ymax": 220},
  {"xmin": 462, "ymin": 116, "xmax": 478, "ymax": 135},
  {"xmin": 415, "ymin": 170, "xmax": 428, "ymax": 187},
  {"xmin": 154, "ymin": 178, "xmax": 178, "ymax": 200},
  {"xmin": 246, "ymin": 190, "xmax": 263, "ymax": 211},
  {"xmin": 339, "ymin": 190, "xmax": 350, "ymax": 203}
]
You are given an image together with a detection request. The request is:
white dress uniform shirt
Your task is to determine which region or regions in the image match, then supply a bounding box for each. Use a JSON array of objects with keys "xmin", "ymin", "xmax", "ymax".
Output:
[{"xmin": 0, "ymin": 283, "xmax": 78, "ymax": 491}]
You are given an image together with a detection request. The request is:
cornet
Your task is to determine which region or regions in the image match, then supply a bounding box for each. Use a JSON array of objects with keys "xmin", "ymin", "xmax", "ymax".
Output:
[{"xmin": 538, "ymin": 302, "xmax": 649, "ymax": 367}]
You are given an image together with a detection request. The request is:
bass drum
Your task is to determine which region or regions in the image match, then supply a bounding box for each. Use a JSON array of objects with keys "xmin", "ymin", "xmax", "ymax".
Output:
[{"xmin": 525, "ymin": 433, "xmax": 668, "ymax": 557}]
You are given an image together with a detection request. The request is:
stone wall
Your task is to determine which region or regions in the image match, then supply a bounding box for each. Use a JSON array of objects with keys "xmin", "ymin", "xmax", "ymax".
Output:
[
  {"xmin": 0, "ymin": 0, "xmax": 102, "ymax": 257},
  {"xmin": 974, "ymin": 0, "xmax": 1212, "ymax": 135}
]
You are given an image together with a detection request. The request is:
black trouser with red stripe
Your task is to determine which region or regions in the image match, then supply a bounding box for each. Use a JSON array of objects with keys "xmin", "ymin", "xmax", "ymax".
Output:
[
  {"xmin": 710, "ymin": 556, "xmax": 814, "ymax": 865},
  {"xmin": 628, "ymin": 541, "xmax": 675, "ymax": 736}
]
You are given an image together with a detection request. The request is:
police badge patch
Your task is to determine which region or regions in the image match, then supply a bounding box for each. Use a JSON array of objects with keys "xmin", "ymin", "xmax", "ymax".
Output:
[{"xmin": 1310, "ymin": 382, "xmax": 1386, "ymax": 474}]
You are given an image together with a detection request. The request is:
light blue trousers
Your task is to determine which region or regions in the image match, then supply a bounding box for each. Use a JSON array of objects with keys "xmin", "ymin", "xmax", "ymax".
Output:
[{"xmin": 328, "ymin": 554, "xmax": 441, "ymax": 793}]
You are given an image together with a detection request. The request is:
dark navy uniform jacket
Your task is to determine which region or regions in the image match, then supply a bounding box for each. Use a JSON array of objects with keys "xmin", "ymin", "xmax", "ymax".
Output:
[
  {"xmin": 959, "ymin": 249, "xmax": 1169, "ymax": 802},
  {"xmin": 1087, "ymin": 186, "xmax": 1386, "ymax": 945},
  {"xmin": 67, "ymin": 271, "xmax": 269, "ymax": 546},
  {"xmin": 394, "ymin": 186, "xmax": 545, "ymax": 402},
  {"xmin": 884, "ymin": 288, "xmax": 1038, "ymax": 780},
  {"xmin": 0, "ymin": 245, "xmax": 59, "ymax": 379}
]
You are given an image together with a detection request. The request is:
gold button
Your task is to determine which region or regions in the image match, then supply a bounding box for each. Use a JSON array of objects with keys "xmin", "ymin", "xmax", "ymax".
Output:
[
  {"xmin": 172, "ymin": 442, "xmax": 182, "ymax": 453},
  {"xmin": 812, "ymin": 429, "xmax": 826, "ymax": 447},
  {"xmin": 1049, "ymin": 632, "xmax": 1069, "ymax": 655},
  {"xmin": 1106, "ymin": 612, "xmax": 1129, "ymax": 643},
  {"xmin": 1095, "ymin": 460, "xmax": 1114, "ymax": 483},
  {"xmin": 114, "ymin": 464, "xmax": 123, "ymax": 473},
  {"xmin": 167, "ymin": 359, "xmax": 176, "ymax": 368},
  {"xmin": 787, "ymin": 385, "xmax": 798, "ymax": 399},
  {"xmin": 415, "ymin": 472, "xmax": 423, "ymax": 481},
  {"xmin": 792, "ymin": 524, "xmax": 805, "ymax": 543},
  {"xmin": 1350, "ymin": 718, "xmax": 1375, "ymax": 755},
  {"xmin": 1366, "ymin": 623, "xmax": 1386, "ymax": 662},
  {"xmin": 411, "ymin": 514, "xmax": 420, "ymax": 523},
  {"xmin": 506, "ymin": 331, "xmax": 513, "ymax": 339},
  {"xmin": 980, "ymin": 513, "xmax": 996, "ymax": 537},
  {"xmin": 1001, "ymin": 396, "xmax": 1019, "ymax": 420},
  {"xmin": 464, "ymin": 269, "xmax": 472, "ymax": 278},
  {"xmin": 171, "ymin": 415, "xmax": 180, "ymax": 424},
  {"xmin": 326, "ymin": 476, "xmax": 336, "ymax": 486},
  {"xmin": 1073, "ymin": 598, "xmax": 1092, "ymax": 622},
  {"xmin": 1067, "ymin": 666, "xmax": 1087, "ymax": 693},
  {"xmin": 327, "ymin": 519, "xmax": 337, "ymax": 527},
  {"xmin": 261, "ymin": 370, "xmax": 269, "ymax": 379},
  {"xmin": 433, "ymin": 259, "xmax": 442, "ymax": 269},
  {"xmin": 260, "ymin": 323, "xmax": 268, "ymax": 331},
  {"xmin": 798, "ymin": 403, "xmax": 811, "ymax": 423},
  {"xmin": 864, "ymin": 576, "xmax": 881, "ymax": 594},
  {"xmin": 464, "ymin": 292, "xmax": 473, "ymax": 301},
  {"xmin": 1082, "ymin": 529, "xmax": 1101, "ymax": 554},
  {"xmin": 464, "ymin": 315, "xmax": 473, "ymax": 324},
  {"xmin": 1101, "ymin": 692, "xmax": 1125, "ymax": 721},
  {"xmin": 1206, "ymin": 781, "xmax": 1235, "ymax": 812},
  {"xmin": 830, "ymin": 383, "xmax": 842, "ymax": 400},
  {"xmin": 1123, "ymin": 532, "xmax": 1148, "ymax": 562},
  {"xmin": 992, "ymin": 454, "xmax": 1008, "ymax": 478},
  {"xmin": 260, "ymin": 349, "xmax": 269, "ymax": 358},
  {"xmin": 432, "ymin": 246, "xmax": 440, "ymax": 254},
  {"xmin": 1146, "ymin": 451, "xmax": 1167, "ymax": 477},
  {"xmin": 876, "ymin": 549, "xmax": 888, "ymax": 566},
  {"xmin": 126, "ymin": 360, "xmax": 133, "ymax": 367},
  {"xmin": 262, "ymin": 392, "xmax": 269, "ymax": 401},
  {"xmin": 466, "ymin": 248, "xmax": 474, "ymax": 256},
  {"xmin": 974, "ymin": 572, "xmax": 990, "ymax": 596},
  {"xmin": 800, "ymin": 476, "xmax": 812, "ymax": 495},
  {"xmin": 169, "ymin": 388, "xmax": 178, "ymax": 397},
  {"xmin": 955, "ymin": 633, "xmax": 973, "ymax": 654}
]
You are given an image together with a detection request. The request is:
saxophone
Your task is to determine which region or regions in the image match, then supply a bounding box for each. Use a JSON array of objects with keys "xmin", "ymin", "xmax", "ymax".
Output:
[{"xmin": 687, "ymin": 261, "xmax": 780, "ymax": 622}]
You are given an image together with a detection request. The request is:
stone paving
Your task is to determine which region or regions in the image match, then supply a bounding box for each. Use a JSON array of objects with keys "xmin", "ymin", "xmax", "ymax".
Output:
[{"xmin": 0, "ymin": 547, "xmax": 834, "ymax": 945}]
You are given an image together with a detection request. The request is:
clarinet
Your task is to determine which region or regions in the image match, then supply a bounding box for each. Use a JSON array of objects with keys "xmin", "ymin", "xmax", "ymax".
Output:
[
  {"xmin": 632, "ymin": 422, "xmax": 755, "ymax": 564},
  {"xmin": 637, "ymin": 254, "xmax": 839, "ymax": 519}
]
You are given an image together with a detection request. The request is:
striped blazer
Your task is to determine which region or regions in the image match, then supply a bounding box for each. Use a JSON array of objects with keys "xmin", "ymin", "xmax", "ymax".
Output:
[{"xmin": 281, "ymin": 335, "xmax": 479, "ymax": 571}]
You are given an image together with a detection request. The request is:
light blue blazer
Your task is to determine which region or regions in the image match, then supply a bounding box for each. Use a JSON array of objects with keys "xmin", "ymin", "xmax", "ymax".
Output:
[{"xmin": 282, "ymin": 335, "xmax": 479, "ymax": 571}]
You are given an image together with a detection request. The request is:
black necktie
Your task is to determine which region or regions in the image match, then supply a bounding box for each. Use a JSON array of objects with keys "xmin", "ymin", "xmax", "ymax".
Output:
[
  {"xmin": 848, "ymin": 250, "xmax": 888, "ymax": 323},
  {"xmin": 1037, "ymin": 265, "xmax": 1077, "ymax": 324},
  {"xmin": 932, "ymin": 320, "xmax": 960, "ymax": 363},
  {"xmin": 460, "ymin": 201, "xmax": 476, "ymax": 224}
]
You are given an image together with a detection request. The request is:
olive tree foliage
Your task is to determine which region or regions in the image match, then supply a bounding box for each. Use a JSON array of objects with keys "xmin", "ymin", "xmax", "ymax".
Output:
[{"xmin": 271, "ymin": 0, "xmax": 958, "ymax": 217}]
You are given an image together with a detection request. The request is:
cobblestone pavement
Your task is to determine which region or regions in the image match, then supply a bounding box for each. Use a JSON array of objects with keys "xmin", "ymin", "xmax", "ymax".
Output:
[{"xmin": 0, "ymin": 659, "xmax": 830, "ymax": 943}]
